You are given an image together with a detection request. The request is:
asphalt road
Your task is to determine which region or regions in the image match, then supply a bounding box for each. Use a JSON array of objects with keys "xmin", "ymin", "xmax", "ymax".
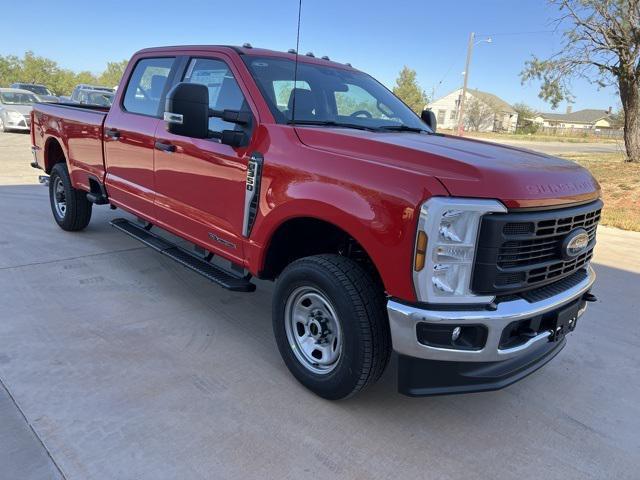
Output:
[
  {"xmin": 1, "ymin": 132, "xmax": 639, "ymax": 479},
  {"xmin": 481, "ymin": 138, "xmax": 624, "ymax": 155}
]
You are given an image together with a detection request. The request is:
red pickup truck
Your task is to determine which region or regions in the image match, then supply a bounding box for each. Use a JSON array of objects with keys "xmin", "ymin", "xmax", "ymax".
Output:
[{"xmin": 30, "ymin": 45, "xmax": 601, "ymax": 399}]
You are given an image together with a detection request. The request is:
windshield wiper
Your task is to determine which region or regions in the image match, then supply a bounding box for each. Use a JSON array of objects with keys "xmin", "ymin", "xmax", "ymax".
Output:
[
  {"xmin": 288, "ymin": 120, "xmax": 376, "ymax": 131},
  {"xmin": 376, "ymin": 125, "xmax": 429, "ymax": 133}
]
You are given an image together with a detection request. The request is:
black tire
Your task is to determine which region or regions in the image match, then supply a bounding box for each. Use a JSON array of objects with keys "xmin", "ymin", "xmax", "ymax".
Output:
[
  {"xmin": 273, "ymin": 254, "xmax": 391, "ymax": 400},
  {"xmin": 49, "ymin": 163, "xmax": 92, "ymax": 231}
]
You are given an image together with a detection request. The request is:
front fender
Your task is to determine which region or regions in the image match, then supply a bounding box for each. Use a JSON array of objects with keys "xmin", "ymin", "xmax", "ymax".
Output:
[{"xmin": 248, "ymin": 180, "xmax": 421, "ymax": 301}]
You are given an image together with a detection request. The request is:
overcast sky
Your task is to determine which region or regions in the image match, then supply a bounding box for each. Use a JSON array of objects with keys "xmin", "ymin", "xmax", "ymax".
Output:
[{"xmin": 1, "ymin": 0, "xmax": 620, "ymax": 112}]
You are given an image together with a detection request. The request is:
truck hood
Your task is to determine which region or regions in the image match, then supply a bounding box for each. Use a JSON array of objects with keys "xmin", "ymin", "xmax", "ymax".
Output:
[{"xmin": 294, "ymin": 127, "xmax": 600, "ymax": 208}]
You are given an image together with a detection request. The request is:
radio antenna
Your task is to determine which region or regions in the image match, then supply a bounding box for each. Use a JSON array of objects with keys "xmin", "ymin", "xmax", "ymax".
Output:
[{"xmin": 291, "ymin": 0, "xmax": 303, "ymax": 125}]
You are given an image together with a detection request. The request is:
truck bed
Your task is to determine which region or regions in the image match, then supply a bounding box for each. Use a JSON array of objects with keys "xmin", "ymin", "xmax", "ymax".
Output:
[{"xmin": 32, "ymin": 102, "xmax": 109, "ymax": 192}]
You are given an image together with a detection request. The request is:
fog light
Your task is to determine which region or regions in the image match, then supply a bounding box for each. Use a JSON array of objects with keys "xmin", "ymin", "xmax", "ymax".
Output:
[
  {"xmin": 451, "ymin": 326, "xmax": 461, "ymax": 342},
  {"xmin": 416, "ymin": 323, "xmax": 487, "ymax": 350}
]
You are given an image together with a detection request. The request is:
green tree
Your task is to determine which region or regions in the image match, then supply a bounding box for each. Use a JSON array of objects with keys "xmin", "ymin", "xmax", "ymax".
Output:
[
  {"xmin": 98, "ymin": 60, "xmax": 128, "ymax": 88},
  {"xmin": 512, "ymin": 102, "xmax": 539, "ymax": 133},
  {"xmin": 0, "ymin": 51, "xmax": 130, "ymax": 96},
  {"xmin": 521, "ymin": 0, "xmax": 640, "ymax": 162},
  {"xmin": 392, "ymin": 66, "xmax": 427, "ymax": 113},
  {"xmin": 0, "ymin": 54, "xmax": 22, "ymax": 87}
]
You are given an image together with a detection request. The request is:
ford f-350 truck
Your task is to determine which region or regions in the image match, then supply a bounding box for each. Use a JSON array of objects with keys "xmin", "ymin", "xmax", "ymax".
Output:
[{"xmin": 30, "ymin": 45, "xmax": 601, "ymax": 399}]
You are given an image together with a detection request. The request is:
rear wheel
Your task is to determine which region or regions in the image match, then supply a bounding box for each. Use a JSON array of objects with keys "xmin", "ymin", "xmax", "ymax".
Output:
[
  {"xmin": 49, "ymin": 163, "xmax": 92, "ymax": 231},
  {"xmin": 273, "ymin": 254, "xmax": 391, "ymax": 399}
]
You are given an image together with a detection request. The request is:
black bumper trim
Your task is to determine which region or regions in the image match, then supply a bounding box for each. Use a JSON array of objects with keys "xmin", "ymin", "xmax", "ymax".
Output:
[{"xmin": 397, "ymin": 338, "xmax": 566, "ymax": 397}]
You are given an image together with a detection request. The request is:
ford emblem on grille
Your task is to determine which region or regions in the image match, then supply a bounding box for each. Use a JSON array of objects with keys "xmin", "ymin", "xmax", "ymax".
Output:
[{"xmin": 561, "ymin": 228, "xmax": 590, "ymax": 259}]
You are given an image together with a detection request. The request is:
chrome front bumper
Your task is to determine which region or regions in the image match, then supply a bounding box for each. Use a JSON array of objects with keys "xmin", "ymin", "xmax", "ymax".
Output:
[{"xmin": 388, "ymin": 265, "xmax": 596, "ymax": 363}]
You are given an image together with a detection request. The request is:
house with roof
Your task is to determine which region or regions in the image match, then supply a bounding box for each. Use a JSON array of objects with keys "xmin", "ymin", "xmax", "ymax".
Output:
[
  {"xmin": 533, "ymin": 107, "xmax": 615, "ymax": 130},
  {"xmin": 427, "ymin": 88, "xmax": 518, "ymax": 132}
]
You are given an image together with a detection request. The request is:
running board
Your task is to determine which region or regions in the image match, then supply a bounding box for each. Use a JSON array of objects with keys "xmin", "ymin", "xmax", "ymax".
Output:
[{"xmin": 110, "ymin": 218, "xmax": 256, "ymax": 292}]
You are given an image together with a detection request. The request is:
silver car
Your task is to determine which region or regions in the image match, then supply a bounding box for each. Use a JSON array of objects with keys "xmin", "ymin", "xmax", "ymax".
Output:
[{"xmin": 0, "ymin": 88, "xmax": 38, "ymax": 133}]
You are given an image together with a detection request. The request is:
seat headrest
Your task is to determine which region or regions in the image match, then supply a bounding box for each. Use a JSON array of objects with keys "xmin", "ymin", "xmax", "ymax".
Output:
[
  {"xmin": 287, "ymin": 88, "xmax": 315, "ymax": 120},
  {"xmin": 149, "ymin": 75, "xmax": 166, "ymax": 98}
]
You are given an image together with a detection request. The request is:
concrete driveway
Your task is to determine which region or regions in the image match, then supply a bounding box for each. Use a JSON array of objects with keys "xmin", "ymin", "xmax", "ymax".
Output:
[{"xmin": 1, "ymin": 132, "xmax": 639, "ymax": 479}]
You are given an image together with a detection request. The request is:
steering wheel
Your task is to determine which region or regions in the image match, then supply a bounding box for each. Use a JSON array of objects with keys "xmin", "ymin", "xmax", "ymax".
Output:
[
  {"xmin": 349, "ymin": 110, "xmax": 373, "ymax": 118},
  {"xmin": 136, "ymin": 86, "xmax": 151, "ymax": 100}
]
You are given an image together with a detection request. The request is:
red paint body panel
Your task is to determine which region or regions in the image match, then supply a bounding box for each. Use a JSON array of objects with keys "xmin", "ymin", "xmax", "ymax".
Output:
[
  {"xmin": 103, "ymin": 109, "xmax": 159, "ymax": 219},
  {"xmin": 31, "ymin": 45, "xmax": 601, "ymax": 303},
  {"xmin": 31, "ymin": 103, "xmax": 108, "ymax": 191}
]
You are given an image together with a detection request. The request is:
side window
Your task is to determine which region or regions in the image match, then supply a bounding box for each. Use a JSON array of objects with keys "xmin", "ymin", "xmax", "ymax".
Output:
[
  {"xmin": 183, "ymin": 58, "xmax": 249, "ymax": 132},
  {"xmin": 123, "ymin": 57, "xmax": 175, "ymax": 116}
]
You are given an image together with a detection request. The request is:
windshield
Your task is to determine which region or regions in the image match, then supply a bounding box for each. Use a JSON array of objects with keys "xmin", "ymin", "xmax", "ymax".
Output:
[
  {"xmin": 243, "ymin": 56, "xmax": 429, "ymax": 132},
  {"xmin": 0, "ymin": 92, "xmax": 39, "ymax": 105},
  {"xmin": 24, "ymin": 85, "xmax": 51, "ymax": 96}
]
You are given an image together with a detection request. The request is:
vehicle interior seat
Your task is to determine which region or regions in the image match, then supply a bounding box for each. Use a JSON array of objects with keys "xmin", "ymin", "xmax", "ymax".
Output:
[
  {"xmin": 149, "ymin": 75, "xmax": 166, "ymax": 101},
  {"xmin": 287, "ymin": 88, "xmax": 316, "ymax": 121}
]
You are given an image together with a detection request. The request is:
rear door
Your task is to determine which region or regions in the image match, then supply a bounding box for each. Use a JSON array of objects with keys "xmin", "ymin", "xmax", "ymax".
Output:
[
  {"xmin": 153, "ymin": 54, "xmax": 256, "ymax": 264},
  {"xmin": 103, "ymin": 56, "xmax": 178, "ymax": 220}
]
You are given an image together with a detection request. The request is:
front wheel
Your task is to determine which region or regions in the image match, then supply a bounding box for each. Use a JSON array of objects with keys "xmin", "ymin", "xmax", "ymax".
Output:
[
  {"xmin": 49, "ymin": 163, "xmax": 92, "ymax": 231},
  {"xmin": 273, "ymin": 254, "xmax": 391, "ymax": 399}
]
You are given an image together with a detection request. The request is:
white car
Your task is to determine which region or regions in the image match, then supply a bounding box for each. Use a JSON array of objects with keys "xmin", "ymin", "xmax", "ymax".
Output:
[{"xmin": 0, "ymin": 88, "xmax": 38, "ymax": 133}]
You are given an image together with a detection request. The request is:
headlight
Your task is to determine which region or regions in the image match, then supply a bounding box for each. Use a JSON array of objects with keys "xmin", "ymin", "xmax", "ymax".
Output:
[
  {"xmin": 7, "ymin": 111, "xmax": 24, "ymax": 122},
  {"xmin": 413, "ymin": 197, "xmax": 506, "ymax": 304}
]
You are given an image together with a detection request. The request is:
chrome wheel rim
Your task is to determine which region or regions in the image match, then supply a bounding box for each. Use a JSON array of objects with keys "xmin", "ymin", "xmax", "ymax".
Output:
[
  {"xmin": 53, "ymin": 177, "xmax": 67, "ymax": 219},
  {"xmin": 284, "ymin": 286, "xmax": 343, "ymax": 374}
]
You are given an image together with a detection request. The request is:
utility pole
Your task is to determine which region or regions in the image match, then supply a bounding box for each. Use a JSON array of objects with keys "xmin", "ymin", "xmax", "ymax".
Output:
[{"xmin": 457, "ymin": 32, "xmax": 475, "ymax": 136}]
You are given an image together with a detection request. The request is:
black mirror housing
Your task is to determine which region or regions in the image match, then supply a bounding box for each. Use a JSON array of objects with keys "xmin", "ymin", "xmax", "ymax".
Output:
[
  {"xmin": 165, "ymin": 82, "xmax": 209, "ymax": 138},
  {"xmin": 220, "ymin": 130, "xmax": 246, "ymax": 148},
  {"xmin": 211, "ymin": 109, "xmax": 251, "ymax": 126},
  {"xmin": 421, "ymin": 109, "xmax": 437, "ymax": 132}
]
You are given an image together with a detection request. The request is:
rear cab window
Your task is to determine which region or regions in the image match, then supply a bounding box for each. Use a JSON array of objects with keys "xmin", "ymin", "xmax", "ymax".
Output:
[{"xmin": 123, "ymin": 57, "xmax": 175, "ymax": 117}]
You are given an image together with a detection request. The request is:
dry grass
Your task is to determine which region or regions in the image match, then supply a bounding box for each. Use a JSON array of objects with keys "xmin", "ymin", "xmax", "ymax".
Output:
[{"xmin": 559, "ymin": 153, "xmax": 640, "ymax": 231}]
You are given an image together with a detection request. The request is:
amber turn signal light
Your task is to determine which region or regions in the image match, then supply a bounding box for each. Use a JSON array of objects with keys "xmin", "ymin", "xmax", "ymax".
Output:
[{"xmin": 414, "ymin": 231, "xmax": 427, "ymax": 271}]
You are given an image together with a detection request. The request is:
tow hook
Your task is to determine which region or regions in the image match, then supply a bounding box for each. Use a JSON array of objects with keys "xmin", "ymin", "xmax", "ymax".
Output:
[
  {"xmin": 38, "ymin": 175, "xmax": 50, "ymax": 186},
  {"xmin": 583, "ymin": 292, "xmax": 598, "ymax": 302}
]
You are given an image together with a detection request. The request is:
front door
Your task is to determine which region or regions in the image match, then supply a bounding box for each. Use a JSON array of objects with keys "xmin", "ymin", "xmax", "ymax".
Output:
[
  {"xmin": 104, "ymin": 56, "xmax": 176, "ymax": 220},
  {"xmin": 153, "ymin": 55, "xmax": 255, "ymax": 264}
]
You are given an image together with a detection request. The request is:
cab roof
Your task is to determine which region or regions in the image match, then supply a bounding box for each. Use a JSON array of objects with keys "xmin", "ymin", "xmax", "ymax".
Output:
[{"xmin": 135, "ymin": 45, "xmax": 356, "ymax": 70}]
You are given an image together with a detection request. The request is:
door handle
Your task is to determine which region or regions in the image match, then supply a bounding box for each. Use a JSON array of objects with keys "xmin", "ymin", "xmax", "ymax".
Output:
[
  {"xmin": 154, "ymin": 141, "xmax": 176, "ymax": 153},
  {"xmin": 105, "ymin": 128, "xmax": 120, "ymax": 139}
]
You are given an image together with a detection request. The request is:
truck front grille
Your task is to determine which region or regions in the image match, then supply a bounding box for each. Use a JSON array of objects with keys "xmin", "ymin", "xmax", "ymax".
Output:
[{"xmin": 472, "ymin": 200, "xmax": 602, "ymax": 297}]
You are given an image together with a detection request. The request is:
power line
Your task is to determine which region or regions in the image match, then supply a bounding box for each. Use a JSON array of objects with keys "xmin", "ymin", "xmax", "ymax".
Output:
[
  {"xmin": 432, "ymin": 44, "xmax": 468, "ymax": 100},
  {"xmin": 475, "ymin": 30, "xmax": 555, "ymax": 37}
]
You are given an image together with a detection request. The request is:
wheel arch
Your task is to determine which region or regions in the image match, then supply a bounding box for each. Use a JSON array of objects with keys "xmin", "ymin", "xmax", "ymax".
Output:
[
  {"xmin": 257, "ymin": 214, "xmax": 386, "ymax": 292},
  {"xmin": 43, "ymin": 137, "xmax": 67, "ymax": 173}
]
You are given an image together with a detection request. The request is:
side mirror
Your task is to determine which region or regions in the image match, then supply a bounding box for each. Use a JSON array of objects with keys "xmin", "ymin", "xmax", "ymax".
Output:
[
  {"xmin": 164, "ymin": 82, "xmax": 209, "ymax": 139},
  {"xmin": 421, "ymin": 109, "xmax": 437, "ymax": 132}
]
